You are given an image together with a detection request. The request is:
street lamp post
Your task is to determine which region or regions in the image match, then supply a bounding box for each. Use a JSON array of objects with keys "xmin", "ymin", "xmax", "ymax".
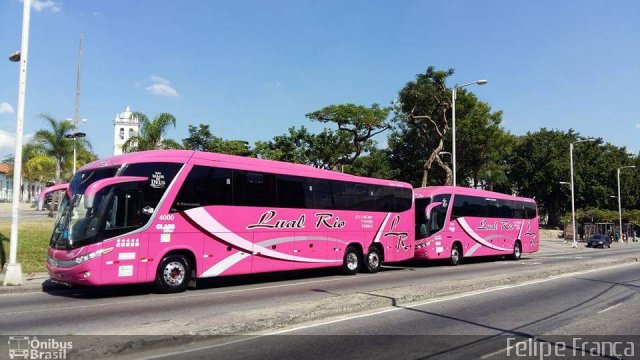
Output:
[
  {"xmin": 559, "ymin": 181, "xmax": 571, "ymax": 243},
  {"xmin": 64, "ymin": 132, "xmax": 86, "ymax": 174},
  {"xmin": 616, "ymin": 166, "xmax": 636, "ymax": 243},
  {"xmin": 568, "ymin": 138, "xmax": 595, "ymax": 248},
  {"xmin": 3, "ymin": 0, "xmax": 31, "ymax": 286},
  {"xmin": 452, "ymin": 79, "xmax": 487, "ymax": 186}
]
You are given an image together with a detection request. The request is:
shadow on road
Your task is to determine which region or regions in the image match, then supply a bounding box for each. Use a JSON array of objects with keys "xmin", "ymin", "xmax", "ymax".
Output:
[{"xmin": 361, "ymin": 274, "xmax": 629, "ymax": 360}]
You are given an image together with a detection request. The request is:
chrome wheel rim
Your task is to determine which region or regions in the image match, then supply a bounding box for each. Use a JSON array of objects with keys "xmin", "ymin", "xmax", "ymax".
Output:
[
  {"xmin": 346, "ymin": 252, "xmax": 358, "ymax": 271},
  {"xmin": 515, "ymin": 246, "xmax": 521, "ymax": 258},
  {"xmin": 163, "ymin": 261, "xmax": 185, "ymax": 286},
  {"xmin": 451, "ymin": 248, "xmax": 460, "ymax": 263},
  {"xmin": 367, "ymin": 252, "xmax": 380, "ymax": 269}
]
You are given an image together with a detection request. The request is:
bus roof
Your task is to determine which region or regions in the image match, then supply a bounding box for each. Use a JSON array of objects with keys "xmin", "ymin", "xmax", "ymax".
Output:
[
  {"xmin": 413, "ymin": 186, "xmax": 535, "ymax": 203},
  {"xmin": 79, "ymin": 150, "xmax": 413, "ymax": 189}
]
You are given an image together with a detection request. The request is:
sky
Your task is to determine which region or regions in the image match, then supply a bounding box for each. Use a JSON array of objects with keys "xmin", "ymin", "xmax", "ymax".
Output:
[{"xmin": 1, "ymin": 0, "xmax": 639, "ymax": 159}]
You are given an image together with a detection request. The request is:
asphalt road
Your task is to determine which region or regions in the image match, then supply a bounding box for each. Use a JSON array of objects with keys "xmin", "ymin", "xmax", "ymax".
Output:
[
  {"xmin": 0, "ymin": 246, "xmax": 638, "ymax": 338},
  {"xmin": 128, "ymin": 264, "xmax": 640, "ymax": 360}
]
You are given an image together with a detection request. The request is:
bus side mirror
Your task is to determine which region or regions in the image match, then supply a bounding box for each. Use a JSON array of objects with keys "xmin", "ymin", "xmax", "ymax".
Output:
[
  {"xmin": 424, "ymin": 202, "xmax": 443, "ymax": 221},
  {"xmin": 37, "ymin": 183, "xmax": 69, "ymax": 210}
]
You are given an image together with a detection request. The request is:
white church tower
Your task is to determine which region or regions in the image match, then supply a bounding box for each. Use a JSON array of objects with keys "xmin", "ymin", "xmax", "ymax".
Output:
[{"xmin": 113, "ymin": 105, "xmax": 139, "ymax": 155}]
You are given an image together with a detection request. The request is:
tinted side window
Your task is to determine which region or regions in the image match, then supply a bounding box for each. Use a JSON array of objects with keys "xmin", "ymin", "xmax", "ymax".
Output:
[
  {"xmin": 171, "ymin": 166, "xmax": 232, "ymax": 212},
  {"xmin": 310, "ymin": 179, "xmax": 333, "ymax": 209},
  {"xmin": 487, "ymin": 199, "xmax": 500, "ymax": 218},
  {"xmin": 121, "ymin": 162, "xmax": 182, "ymax": 214},
  {"xmin": 513, "ymin": 202, "xmax": 525, "ymax": 219},
  {"xmin": 395, "ymin": 187, "xmax": 413, "ymax": 212},
  {"xmin": 234, "ymin": 171, "xmax": 277, "ymax": 207},
  {"xmin": 498, "ymin": 199, "xmax": 514, "ymax": 218},
  {"xmin": 277, "ymin": 175, "xmax": 307, "ymax": 208},
  {"xmin": 452, "ymin": 195, "xmax": 488, "ymax": 218},
  {"xmin": 524, "ymin": 202, "xmax": 537, "ymax": 219},
  {"xmin": 373, "ymin": 185, "xmax": 395, "ymax": 212}
]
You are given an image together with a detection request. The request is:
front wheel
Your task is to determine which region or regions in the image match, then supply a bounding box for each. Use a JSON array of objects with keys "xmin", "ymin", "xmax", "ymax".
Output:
[
  {"xmin": 449, "ymin": 244, "xmax": 462, "ymax": 266},
  {"xmin": 342, "ymin": 246, "xmax": 360, "ymax": 275},
  {"xmin": 510, "ymin": 242, "xmax": 522, "ymax": 260},
  {"xmin": 363, "ymin": 247, "xmax": 382, "ymax": 273},
  {"xmin": 155, "ymin": 254, "xmax": 191, "ymax": 293}
]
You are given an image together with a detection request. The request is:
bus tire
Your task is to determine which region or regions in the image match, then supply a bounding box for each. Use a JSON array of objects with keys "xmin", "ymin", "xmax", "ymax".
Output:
[
  {"xmin": 155, "ymin": 254, "xmax": 191, "ymax": 293},
  {"xmin": 363, "ymin": 246, "xmax": 382, "ymax": 273},
  {"xmin": 342, "ymin": 246, "xmax": 360, "ymax": 275},
  {"xmin": 449, "ymin": 243, "xmax": 462, "ymax": 266},
  {"xmin": 511, "ymin": 241, "xmax": 522, "ymax": 260}
]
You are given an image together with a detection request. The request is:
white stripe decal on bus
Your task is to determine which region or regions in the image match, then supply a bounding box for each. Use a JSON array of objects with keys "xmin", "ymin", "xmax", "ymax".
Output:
[
  {"xmin": 457, "ymin": 218, "xmax": 510, "ymax": 251},
  {"xmin": 373, "ymin": 213, "xmax": 392, "ymax": 243},
  {"xmin": 200, "ymin": 236, "xmax": 348, "ymax": 277},
  {"xmin": 185, "ymin": 208, "xmax": 340, "ymax": 264}
]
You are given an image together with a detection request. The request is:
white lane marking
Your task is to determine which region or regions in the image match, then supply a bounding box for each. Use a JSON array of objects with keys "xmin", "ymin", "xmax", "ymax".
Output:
[
  {"xmin": 480, "ymin": 344, "xmax": 515, "ymax": 359},
  {"xmin": 137, "ymin": 336, "xmax": 263, "ymax": 360},
  {"xmin": 0, "ymin": 272, "xmax": 393, "ymax": 316},
  {"xmin": 597, "ymin": 303, "xmax": 622, "ymax": 314},
  {"xmin": 267, "ymin": 262, "xmax": 638, "ymax": 335},
  {"xmin": 112, "ymin": 262, "xmax": 638, "ymax": 360}
]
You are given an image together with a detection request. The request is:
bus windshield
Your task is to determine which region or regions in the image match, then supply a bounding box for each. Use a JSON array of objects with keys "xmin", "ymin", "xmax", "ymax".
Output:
[{"xmin": 50, "ymin": 190, "xmax": 108, "ymax": 249}]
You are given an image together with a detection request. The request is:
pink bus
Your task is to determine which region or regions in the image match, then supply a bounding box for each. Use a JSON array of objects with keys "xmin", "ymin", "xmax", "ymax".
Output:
[
  {"xmin": 413, "ymin": 186, "xmax": 539, "ymax": 265},
  {"xmin": 45, "ymin": 150, "xmax": 414, "ymax": 292}
]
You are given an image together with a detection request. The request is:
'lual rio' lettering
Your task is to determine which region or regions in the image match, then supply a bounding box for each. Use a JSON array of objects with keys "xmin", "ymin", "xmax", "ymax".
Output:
[
  {"xmin": 315, "ymin": 213, "xmax": 346, "ymax": 229},
  {"xmin": 247, "ymin": 210, "xmax": 306, "ymax": 229}
]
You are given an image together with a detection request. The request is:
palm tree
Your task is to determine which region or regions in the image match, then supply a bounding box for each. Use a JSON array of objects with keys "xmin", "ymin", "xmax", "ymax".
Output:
[
  {"xmin": 32, "ymin": 115, "xmax": 93, "ymax": 184},
  {"xmin": 32, "ymin": 116, "xmax": 75, "ymax": 184},
  {"xmin": 122, "ymin": 112, "xmax": 181, "ymax": 152}
]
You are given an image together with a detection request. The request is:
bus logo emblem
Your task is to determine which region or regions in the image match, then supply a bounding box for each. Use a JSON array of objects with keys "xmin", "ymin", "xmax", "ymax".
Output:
[
  {"xmin": 383, "ymin": 215, "xmax": 409, "ymax": 252},
  {"xmin": 150, "ymin": 172, "xmax": 166, "ymax": 189}
]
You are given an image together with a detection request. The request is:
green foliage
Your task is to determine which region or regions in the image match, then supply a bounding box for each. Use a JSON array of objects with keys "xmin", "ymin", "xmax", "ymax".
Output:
[
  {"xmin": 31, "ymin": 115, "xmax": 94, "ymax": 183},
  {"xmin": 182, "ymin": 124, "xmax": 252, "ymax": 156},
  {"xmin": 306, "ymin": 103, "xmax": 391, "ymax": 166},
  {"xmin": 345, "ymin": 149, "xmax": 399, "ymax": 179},
  {"xmin": 255, "ymin": 126, "xmax": 363, "ymax": 170},
  {"xmin": 122, "ymin": 112, "xmax": 181, "ymax": 152}
]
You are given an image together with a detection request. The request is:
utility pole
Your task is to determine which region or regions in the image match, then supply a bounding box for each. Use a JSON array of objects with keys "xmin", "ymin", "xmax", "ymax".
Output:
[{"xmin": 74, "ymin": 34, "xmax": 83, "ymax": 127}]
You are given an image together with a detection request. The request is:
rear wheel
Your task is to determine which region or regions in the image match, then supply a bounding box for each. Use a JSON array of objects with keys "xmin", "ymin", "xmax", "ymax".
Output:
[
  {"xmin": 155, "ymin": 254, "xmax": 191, "ymax": 293},
  {"xmin": 449, "ymin": 244, "xmax": 462, "ymax": 266},
  {"xmin": 363, "ymin": 247, "xmax": 382, "ymax": 273},
  {"xmin": 342, "ymin": 246, "xmax": 360, "ymax": 275},
  {"xmin": 511, "ymin": 241, "xmax": 522, "ymax": 260}
]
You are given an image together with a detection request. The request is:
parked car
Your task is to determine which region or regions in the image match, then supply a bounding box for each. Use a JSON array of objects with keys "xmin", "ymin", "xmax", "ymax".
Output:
[{"xmin": 586, "ymin": 234, "xmax": 612, "ymax": 248}]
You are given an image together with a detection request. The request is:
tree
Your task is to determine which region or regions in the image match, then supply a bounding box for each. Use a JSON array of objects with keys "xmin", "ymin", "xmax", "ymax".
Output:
[
  {"xmin": 453, "ymin": 93, "xmax": 514, "ymax": 190},
  {"xmin": 254, "ymin": 126, "xmax": 315, "ymax": 164},
  {"xmin": 182, "ymin": 124, "xmax": 252, "ymax": 156},
  {"xmin": 122, "ymin": 112, "xmax": 181, "ymax": 152},
  {"xmin": 255, "ymin": 126, "xmax": 356, "ymax": 170},
  {"xmin": 306, "ymin": 103, "xmax": 391, "ymax": 168},
  {"xmin": 392, "ymin": 67, "xmax": 455, "ymax": 187},
  {"xmin": 32, "ymin": 116, "xmax": 77, "ymax": 184},
  {"xmin": 346, "ymin": 149, "xmax": 398, "ymax": 179}
]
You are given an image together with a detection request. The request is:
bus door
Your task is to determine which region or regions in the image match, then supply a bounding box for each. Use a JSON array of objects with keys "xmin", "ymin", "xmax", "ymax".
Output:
[{"xmin": 100, "ymin": 186, "xmax": 149, "ymax": 283}]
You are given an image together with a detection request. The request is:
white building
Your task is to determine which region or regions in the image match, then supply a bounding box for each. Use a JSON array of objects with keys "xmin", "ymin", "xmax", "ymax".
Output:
[{"xmin": 113, "ymin": 105, "xmax": 139, "ymax": 155}]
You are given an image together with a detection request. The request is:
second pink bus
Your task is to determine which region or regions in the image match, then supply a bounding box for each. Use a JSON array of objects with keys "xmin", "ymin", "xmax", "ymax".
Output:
[{"xmin": 413, "ymin": 186, "xmax": 539, "ymax": 265}]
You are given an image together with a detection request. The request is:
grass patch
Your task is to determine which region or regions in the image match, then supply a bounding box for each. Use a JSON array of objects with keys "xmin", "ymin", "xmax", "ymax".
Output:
[{"xmin": 0, "ymin": 218, "xmax": 55, "ymax": 273}]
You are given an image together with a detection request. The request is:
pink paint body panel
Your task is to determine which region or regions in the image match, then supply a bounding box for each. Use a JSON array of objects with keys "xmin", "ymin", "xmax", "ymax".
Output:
[
  {"xmin": 413, "ymin": 186, "xmax": 539, "ymax": 261},
  {"xmin": 47, "ymin": 150, "xmax": 414, "ymax": 287}
]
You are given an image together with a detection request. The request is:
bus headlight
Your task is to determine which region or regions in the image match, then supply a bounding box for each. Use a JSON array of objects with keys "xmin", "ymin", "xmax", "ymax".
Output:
[{"xmin": 74, "ymin": 248, "xmax": 114, "ymax": 264}]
